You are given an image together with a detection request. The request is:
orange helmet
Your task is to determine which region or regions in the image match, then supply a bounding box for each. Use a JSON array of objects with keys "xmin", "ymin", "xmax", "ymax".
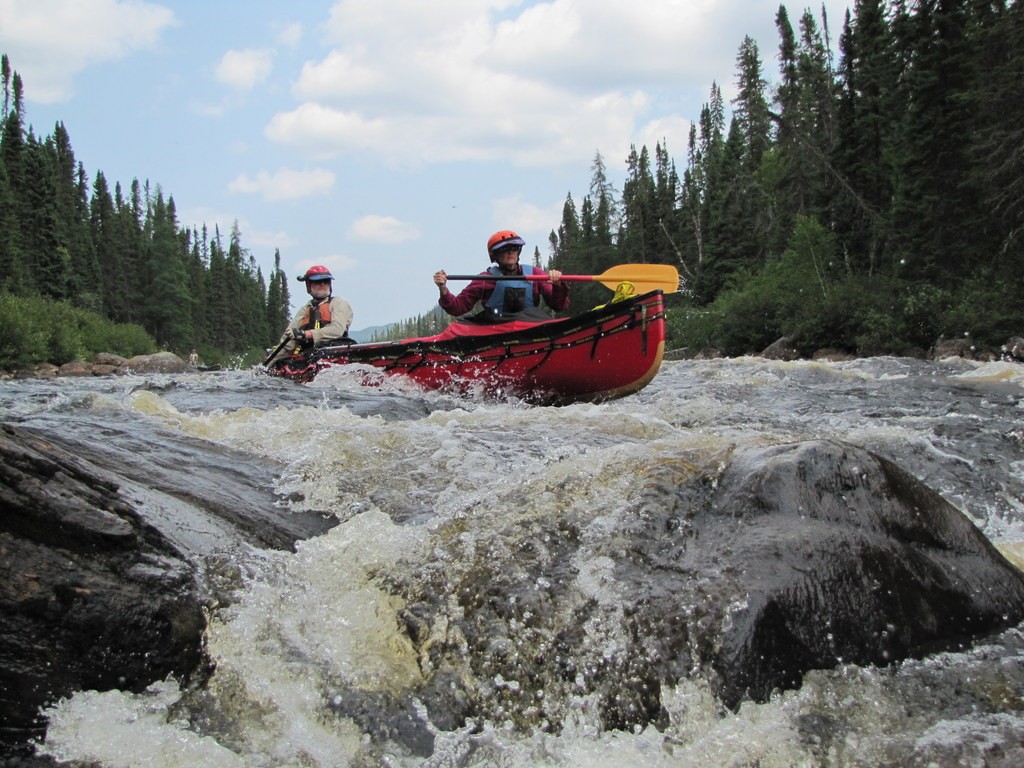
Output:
[
  {"xmin": 487, "ymin": 230, "xmax": 525, "ymax": 262},
  {"xmin": 296, "ymin": 265, "xmax": 334, "ymax": 282}
]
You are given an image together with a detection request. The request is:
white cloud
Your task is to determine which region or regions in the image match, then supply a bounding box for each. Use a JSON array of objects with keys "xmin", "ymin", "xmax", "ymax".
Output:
[
  {"xmin": 267, "ymin": 0, "xmax": 851, "ymax": 171},
  {"xmin": 0, "ymin": 0, "xmax": 177, "ymax": 103},
  {"xmin": 215, "ymin": 48, "xmax": 275, "ymax": 91},
  {"xmin": 266, "ymin": 90, "xmax": 640, "ymax": 169},
  {"xmin": 292, "ymin": 49, "xmax": 384, "ymax": 100},
  {"xmin": 491, "ymin": 196, "xmax": 562, "ymax": 239},
  {"xmin": 295, "ymin": 254, "xmax": 359, "ymax": 278},
  {"xmin": 349, "ymin": 215, "xmax": 421, "ymax": 244},
  {"xmin": 637, "ymin": 115, "xmax": 694, "ymax": 158},
  {"xmin": 246, "ymin": 227, "xmax": 296, "ymax": 250},
  {"xmin": 175, "ymin": 207, "xmax": 296, "ymax": 251},
  {"xmin": 277, "ymin": 22, "xmax": 303, "ymax": 47},
  {"xmin": 228, "ymin": 168, "xmax": 335, "ymax": 202}
]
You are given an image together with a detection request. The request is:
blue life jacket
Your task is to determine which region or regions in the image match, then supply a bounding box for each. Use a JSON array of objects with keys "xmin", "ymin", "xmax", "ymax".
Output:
[{"xmin": 484, "ymin": 265, "xmax": 538, "ymax": 314}]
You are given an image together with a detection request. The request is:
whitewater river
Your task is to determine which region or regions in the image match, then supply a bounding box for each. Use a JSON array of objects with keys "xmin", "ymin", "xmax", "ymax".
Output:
[{"xmin": 4, "ymin": 355, "xmax": 1024, "ymax": 767}]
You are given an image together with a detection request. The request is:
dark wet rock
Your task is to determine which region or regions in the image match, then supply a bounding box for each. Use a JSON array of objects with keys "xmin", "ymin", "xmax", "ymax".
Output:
[
  {"xmin": 0, "ymin": 424, "xmax": 206, "ymax": 754},
  {"xmin": 1002, "ymin": 336, "xmax": 1024, "ymax": 362},
  {"xmin": 0, "ymin": 423, "xmax": 339, "ymax": 759},
  {"xmin": 931, "ymin": 335, "xmax": 993, "ymax": 361},
  {"xmin": 388, "ymin": 439, "xmax": 1024, "ymax": 737},
  {"xmin": 761, "ymin": 336, "xmax": 800, "ymax": 360},
  {"xmin": 23, "ymin": 364, "xmax": 58, "ymax": 380}
]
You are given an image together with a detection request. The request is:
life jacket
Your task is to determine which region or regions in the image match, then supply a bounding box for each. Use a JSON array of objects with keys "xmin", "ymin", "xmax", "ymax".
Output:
[
  {"xmin": 298, "ymin": 298, "xmax": 332, "ymax": 330},
  {"xmin": 484, "ymin": 265, "xmax": 539, "ymax": 314}
]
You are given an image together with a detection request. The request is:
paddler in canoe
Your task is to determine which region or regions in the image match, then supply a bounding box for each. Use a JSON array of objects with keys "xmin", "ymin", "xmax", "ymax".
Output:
[
  {"xmin": 433, "ymin": 229, "xmax": 569, "ymax": 322},
  {"xmin": 265, "ymin": 265, "xmax": 354, "ymax": 365}
]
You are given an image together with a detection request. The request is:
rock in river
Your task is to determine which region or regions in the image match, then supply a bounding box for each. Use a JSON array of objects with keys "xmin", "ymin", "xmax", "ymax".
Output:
[
  {"xmin": 388, "ymin": 439, "xmax": 1024, "ymax": 738},
  {"xmin": 0, "ymin": 423, "xmax": 338, "ymax": 759}
]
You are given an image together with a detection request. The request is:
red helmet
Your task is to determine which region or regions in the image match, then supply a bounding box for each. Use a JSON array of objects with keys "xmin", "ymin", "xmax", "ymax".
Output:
[
  {"xmin": 297, "ymin": 265, "xmax": 334, "ymax": 282},
  {"xmin": 487, "ymin": 230, "xmax": 525, "ymax": 262}
]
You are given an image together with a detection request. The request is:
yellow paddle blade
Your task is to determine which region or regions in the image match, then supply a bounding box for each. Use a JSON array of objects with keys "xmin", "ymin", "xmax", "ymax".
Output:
[{"xmin": 591, "ymin": 264, "xmax": 680, "ymax": 293}]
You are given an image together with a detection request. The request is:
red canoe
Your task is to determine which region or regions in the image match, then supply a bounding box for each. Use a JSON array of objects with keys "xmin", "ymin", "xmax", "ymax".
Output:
[{"xmin": 265, "ymin": 289, "xmax": 666, "ymax": 405}]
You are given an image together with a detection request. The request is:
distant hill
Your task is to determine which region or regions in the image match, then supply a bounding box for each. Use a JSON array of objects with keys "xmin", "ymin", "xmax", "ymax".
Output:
[
  {"xmin": 348, "ymin": 324, "xmax": 389, "ymax": 343},
  {"xmin": 350, "ymin": 304, "xmax": 446, "ymax": 342}
]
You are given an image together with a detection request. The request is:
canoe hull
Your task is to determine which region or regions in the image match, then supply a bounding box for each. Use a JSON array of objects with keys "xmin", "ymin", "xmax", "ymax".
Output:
[{"xmin": 266, "ymin": 290, "xmax": 666, "ymax": 405}]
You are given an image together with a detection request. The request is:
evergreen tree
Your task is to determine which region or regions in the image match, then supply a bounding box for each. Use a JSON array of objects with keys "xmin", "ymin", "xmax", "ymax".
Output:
[
  {"xmin": 20, "ymin": 131, "xmax": 65, "ymax": 297},
  {"xmin": 967, "ymin": 0, "xmax": 1023, "ymax": 264},
  {"xmin": 114, "ymin": 179, "xmax": 147, "ymax": 324},
  {"xmin": 265, "ymin": 248, "xmax": 291, "ymax": 343},
  {"xmin": 552, "ymin": 192, "xmax": 583, "ymax": 271},
  {"xmin": 145, "ymin": 190, "xmax": 192, "ymax": 347},
  {"xmin": 833, "ymin": 0, "xmax": 899, "ymax": 275},
  {"xmin": 0, "ymin": 134, "xmax": 18, "ymax": 293},
  {"xmin": 51, "ymin": 124, "xmax": 99, "ymax": 308},
  {"xmin": 1, "ymin": 73, "xmax": 27, "ymax": 291},
  {"xmin": 224, "ymin": 220, "xmax": 258, "ymax": 351},
  {"xmin": 890, "ymin": 0, "xmax": 979, "ymax": 283},
  {"xmin": 1, "ymin": 54, "xmax": 12, "ymax": 117},
  {"xmin": 620, "ymin": 144, "xmax": 657, "ymax": 263},
  {"xmin": 185, "ymin": 226, "xmax": 209, "ymax": 348},
  {"xmin": 696, "ymin": 118, "xmax": 752, "ymax": 303},
  {"xmin": 589, "ymin": 150, "xmax": 618, "ymax": 247},
  {"xmin": 733, "ymin": 36, "xmax": 773, "ymax": 168},
  {"xmin": 681, "ymin": 83, "xmax": 727, "ymax": 295},
  {"xmin": 770, "ymin": 7, "xmax": 836, "ymax": 257},
  {"xmin": 205, "ymin": 225, "xmax": 230, "ymax": 349},
  {"xmin": 729, "ymin": 36, "xmax": 774, "ymax": 265}
]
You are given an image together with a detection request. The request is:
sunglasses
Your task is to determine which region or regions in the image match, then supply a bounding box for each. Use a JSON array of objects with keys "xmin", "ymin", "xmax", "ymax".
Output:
[{"xmin": 493, "ymin": 245, "xmax": 522, "ymax": 255}]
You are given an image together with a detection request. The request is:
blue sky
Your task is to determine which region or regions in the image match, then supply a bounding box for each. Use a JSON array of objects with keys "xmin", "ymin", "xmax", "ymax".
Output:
[{"xmin": 1, "ymin": 0, "xmax": 852, "ymax": 332}]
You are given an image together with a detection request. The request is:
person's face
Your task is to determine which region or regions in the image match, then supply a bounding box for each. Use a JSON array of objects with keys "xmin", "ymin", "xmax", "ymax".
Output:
[
  {"xmin": 308, "ymin": 279, "xmax": 331, "ymax": 298},
  {"xmin": 493, "ymin": 245, "xmax": 522, "ymax": 270}
]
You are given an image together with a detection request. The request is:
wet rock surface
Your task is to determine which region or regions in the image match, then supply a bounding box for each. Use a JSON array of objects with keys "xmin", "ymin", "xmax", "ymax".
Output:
[
  {"xmin": 4, "ymin": 415, "xmax": 1024, "ymax": 762},
  {"xmin": 384, "ymin": 440, "xmax": 1024, "ymax": 742},
  {"xmin": 0, "ymin": 423, "xmax": 338, "ymax": 761}
]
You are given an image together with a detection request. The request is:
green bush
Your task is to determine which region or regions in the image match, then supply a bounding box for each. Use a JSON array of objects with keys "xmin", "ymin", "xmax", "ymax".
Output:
[
  {"xmin": 942, "ymin": 271, "xmax": 1024, "ymax": 348},
  {"xmin": 0, "ymin": 292, "xmax": 157, "ymax": 370},
  {"xmin": 0, "ymin": 294, "xmax": 44, "ymax": 369}
]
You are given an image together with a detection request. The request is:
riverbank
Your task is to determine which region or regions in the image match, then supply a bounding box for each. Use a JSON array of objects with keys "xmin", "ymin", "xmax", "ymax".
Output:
[
  {"xmin": 0, "ymin": 351, "xmax": 193, "ymax": 379},
  {"xmin": 664, "ymin": 332, "xmax": 1024, "ymax": 364}
]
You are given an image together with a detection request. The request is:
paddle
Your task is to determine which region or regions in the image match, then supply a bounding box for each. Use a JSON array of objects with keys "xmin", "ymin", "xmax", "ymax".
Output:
[
  {"xmin": 262, "ymin": 338, "xmax": 290, "ymax": 366},
  {"xmin": 444, "ymin": 263, "xmax": 680, "ymax": 293}
]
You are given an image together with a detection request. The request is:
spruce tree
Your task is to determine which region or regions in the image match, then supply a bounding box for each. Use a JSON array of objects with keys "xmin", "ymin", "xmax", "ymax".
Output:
[
  {"xmin": 730, "ymin": 36, "xmax": 773, "ymax": 265},
  {"xmin": 0, "ymin": 131, "xmax": 19, "ymax": 293},
  {"xmin": 145, "ymin": 191, "xmax": 192, "ymax": 347},
  {"xmin": 620, "ymin": 144, "xmax": 656, "ymax": 263},
  {"xmin": 186, "ymin": 227, "xmax": 209, "ymax": 347},
  {"xmin": 967, "ymin": 0, "xmax": 1023, "ymax": 265},
  {"xmin": 20, "ymin": 131, "xmax": 64, "ymax": 297},
  {"xmin": 891, "ymin": 0, "xmax": 979, "ymax": 283},
  {"xmin": 265, "ymin": 248, "xmax": 291, "ymax": 343}
]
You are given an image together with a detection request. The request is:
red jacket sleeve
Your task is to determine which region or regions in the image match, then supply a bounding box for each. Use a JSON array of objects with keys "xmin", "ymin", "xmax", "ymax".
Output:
[{"xmin": 439, "ymin": 274, "xmax": 493, "ymax": 316}]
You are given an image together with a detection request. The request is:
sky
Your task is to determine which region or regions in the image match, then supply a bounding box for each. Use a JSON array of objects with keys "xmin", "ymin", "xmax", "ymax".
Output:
[{"xmin": 0, "ymin": 0, "xmax": 853, "ymax": 333}]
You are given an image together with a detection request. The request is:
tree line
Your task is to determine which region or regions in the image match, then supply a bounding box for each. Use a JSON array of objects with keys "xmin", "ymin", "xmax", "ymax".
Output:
[
  {"xmin": 545, "ymin": 0, "xmax": 1023, "ymax": 357},
  {"xmin": 0, "ymin": 54, "xmax": 292, "ymax": 367}
]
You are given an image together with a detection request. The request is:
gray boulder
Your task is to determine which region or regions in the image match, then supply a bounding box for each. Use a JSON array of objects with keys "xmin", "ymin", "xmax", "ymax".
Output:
[
  {"xmin": 384, "ymin": 440, "xmax": 1024, "ymax": 736},
  {"xmin": 117, "ymin": 351, "xmax": 187, "ymax": 374}
]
